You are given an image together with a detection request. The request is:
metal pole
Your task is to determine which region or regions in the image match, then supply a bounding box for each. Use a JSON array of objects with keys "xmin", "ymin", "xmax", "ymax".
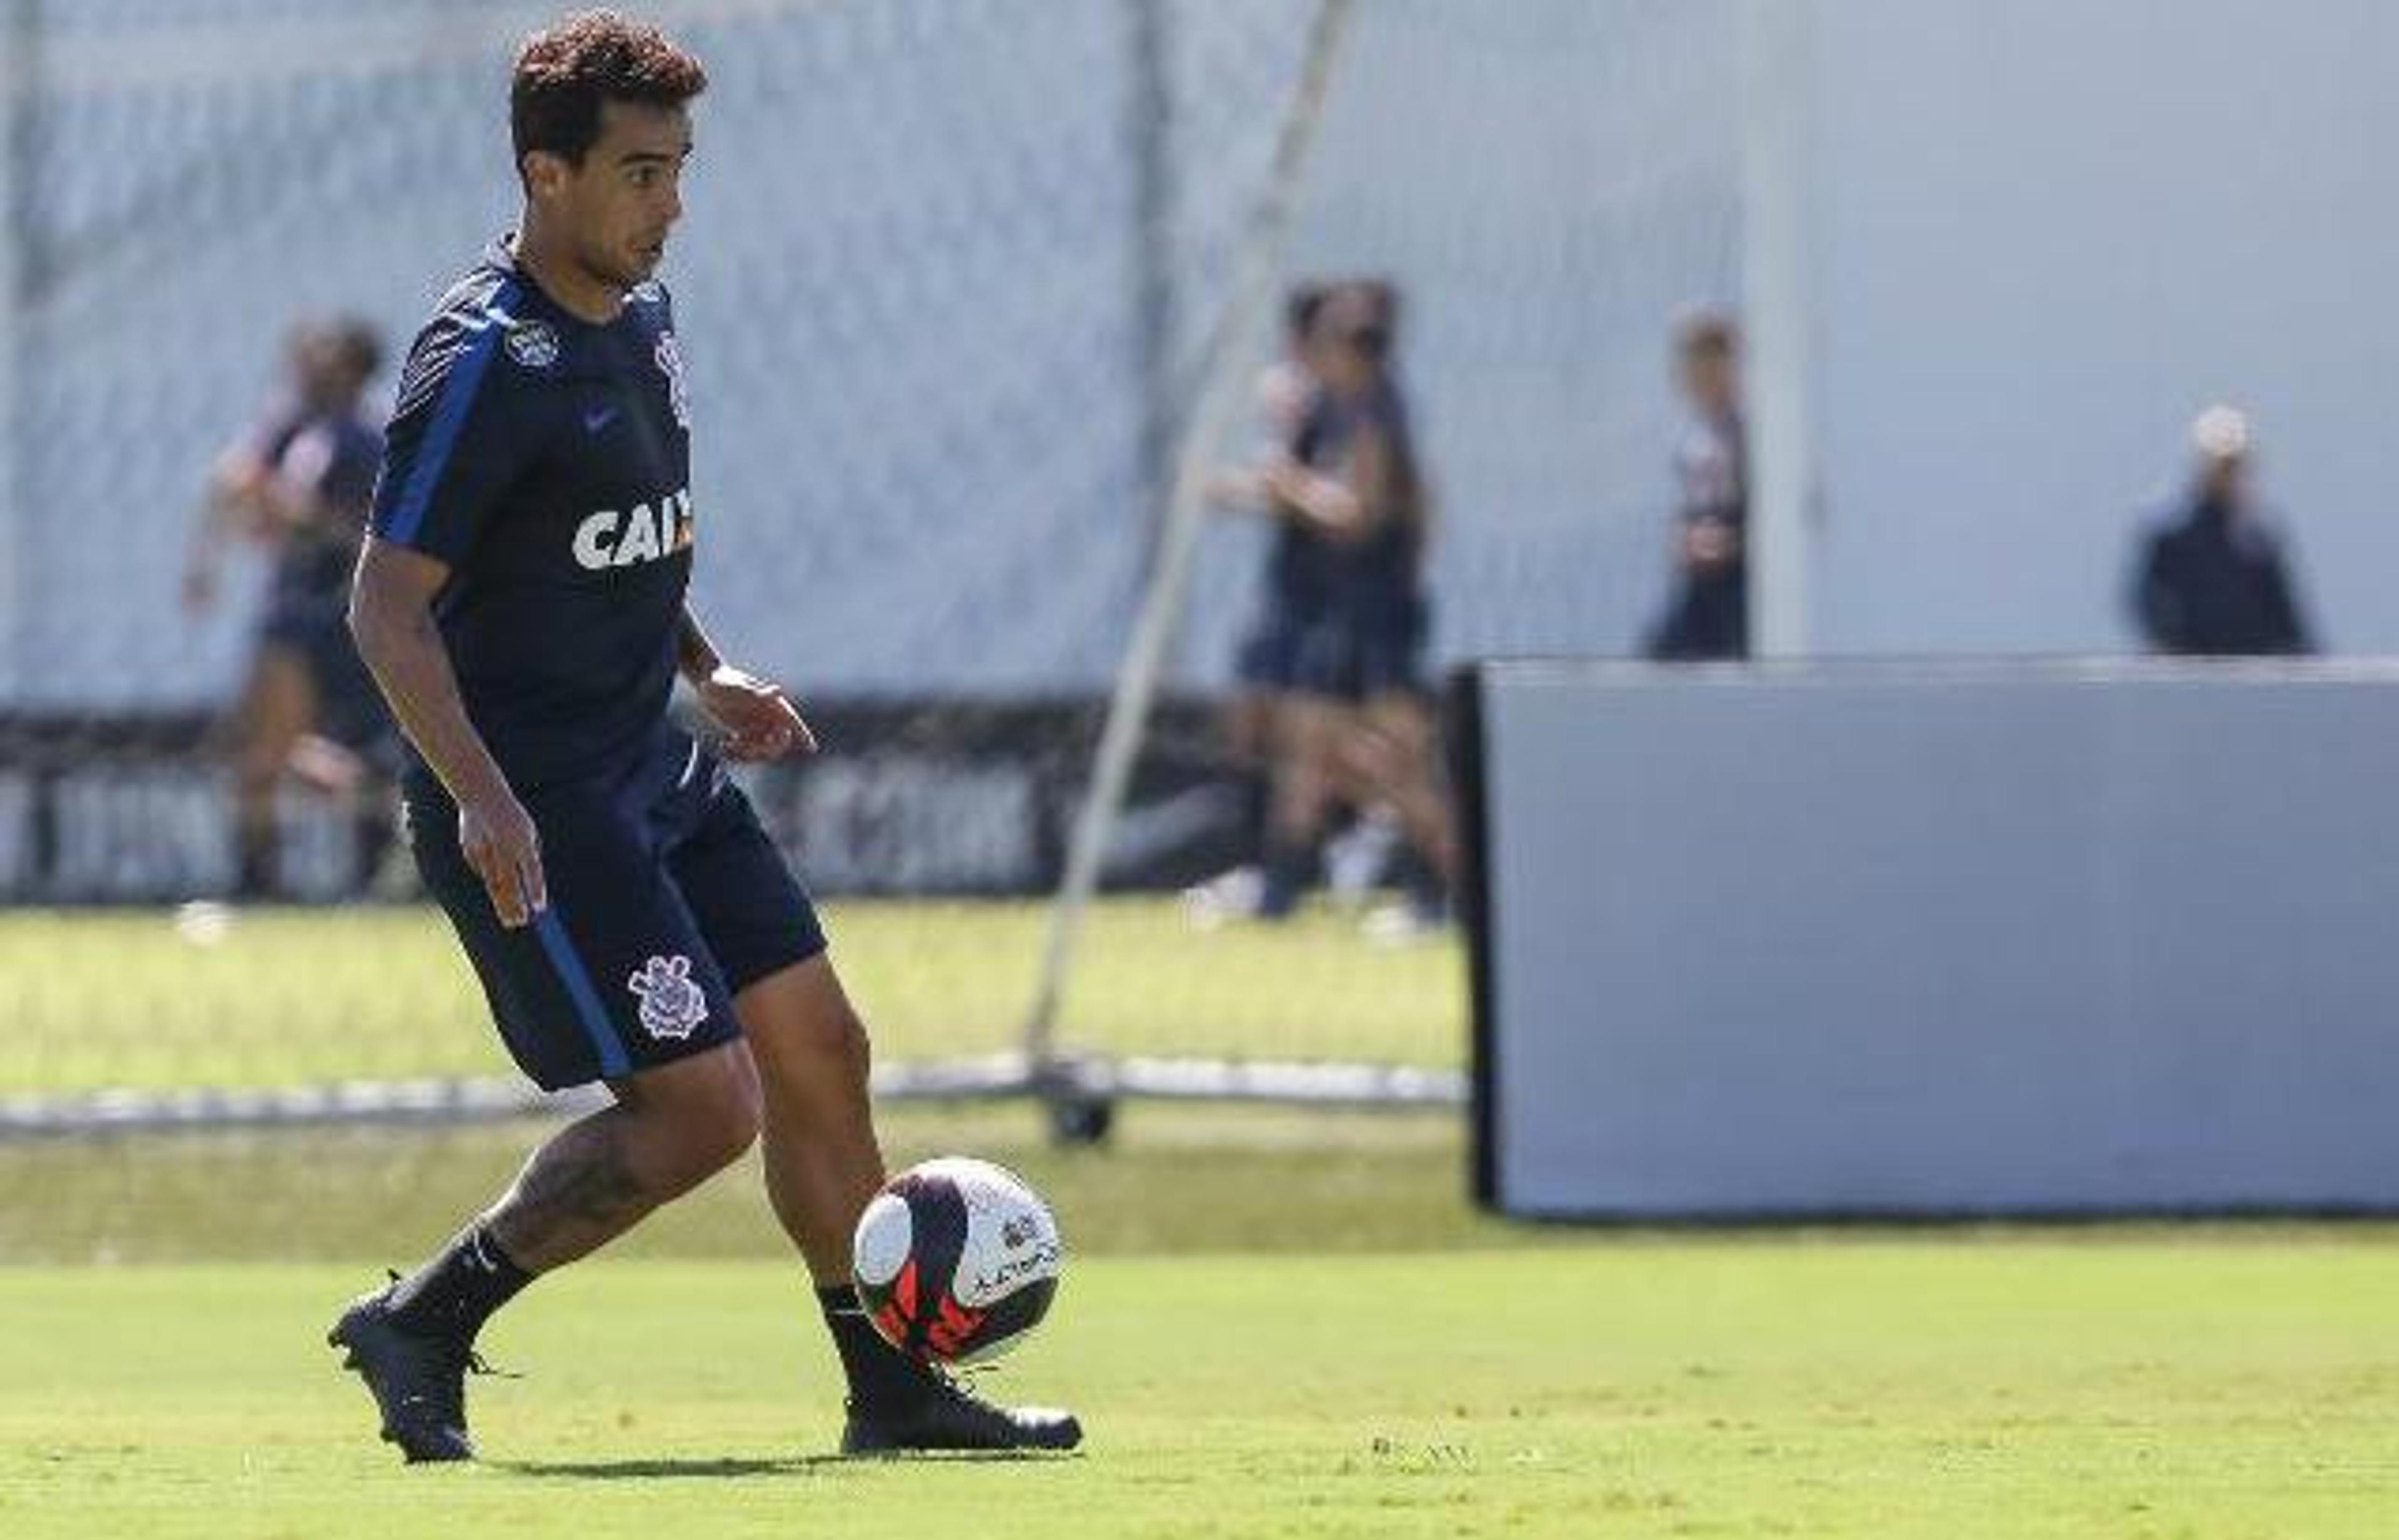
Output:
[
  {"xmin": 0, "ymin": 0, "xmax": 32, "ymax": 703},
  {"xmin": 1738, "ymin": 0, "xmax": 1817, "ymax": 658},
  {"xmin": 1126, "ymin": 0, "xmax": 1174, "ymax": 584}
]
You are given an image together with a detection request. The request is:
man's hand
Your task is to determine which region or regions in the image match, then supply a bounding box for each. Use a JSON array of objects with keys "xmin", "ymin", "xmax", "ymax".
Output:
[
  {"xmin": 211, "ymin": 455, "xmax": 277, "ymax": 537},
  {"xmin": 695, "ymin": 665, "xmax": 818, "ymax": 762},
  {"xmin": 1261, "ymin": 459, "xmax": 1365, "ymax": 540},
  {"xmin": 1680, "ymin": 516, "xmax": 1742, "ymax": 572},
  {"xmin": 458, "ymin": 782, "xmax": 546, "ymax": 928}
]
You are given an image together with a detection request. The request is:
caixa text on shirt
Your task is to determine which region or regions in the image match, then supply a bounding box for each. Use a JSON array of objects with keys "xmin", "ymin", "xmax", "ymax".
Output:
[{"xmin": 572, "ymin": 487, "xmax": 693, "ymax": 571}]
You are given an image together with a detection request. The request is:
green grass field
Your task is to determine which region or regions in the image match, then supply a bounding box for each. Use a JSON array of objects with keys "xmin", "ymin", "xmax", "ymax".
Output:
[
  {"xmin": 0, "ymin": 899, "xmax": 1460, "ymax": 1093},
  {"xmin": 5, "ymin": 1236, "xmax": 2397, "ymax": 1538},
  {"xmin": 4, "ymin": 1102, "xmax": 2397, "ymax": 1538},
  {"xmin": 5, "ymin": 907, "xmax": 2397, "ymax": 1536}
]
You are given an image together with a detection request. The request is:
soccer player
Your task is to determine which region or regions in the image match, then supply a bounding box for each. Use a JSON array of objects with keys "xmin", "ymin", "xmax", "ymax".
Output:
[
  {"xmin": 183, "ymin": 317, "xmax": 393, "ymax": 898},
  {"xmin": 1186, "ymin": 281, "xmax": 1331, "ymax": 922},
  {"xmin": 1644, "ymin": 307, "xmax": 1749, "ymax": 660},
  {"xmin": 1251, "ymin": 281, "xmax": 1454, "ymax": 928},
  {"xmin": 330, "ymin": 11, "xmax": 1079, "ymax": 1462}
]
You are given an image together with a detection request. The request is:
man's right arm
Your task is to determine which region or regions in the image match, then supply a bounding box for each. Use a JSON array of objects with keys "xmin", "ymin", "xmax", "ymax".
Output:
[
  {"xmin": 182, "ymin": 415, "xmax": 284, "ymax": 612},
  {"xmin": 349, "ymin": 536, "xmax": 545, "ymax": 926},
  {"xmin": 360, "ymin": 293, "xmax": 544, "ymax": 922}
]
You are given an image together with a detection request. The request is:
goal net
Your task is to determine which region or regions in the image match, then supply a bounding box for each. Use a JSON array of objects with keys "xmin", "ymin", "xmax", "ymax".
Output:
[{"xmin": 0, "ymin": 0, "xmax": 1741, "ymax": 1135}]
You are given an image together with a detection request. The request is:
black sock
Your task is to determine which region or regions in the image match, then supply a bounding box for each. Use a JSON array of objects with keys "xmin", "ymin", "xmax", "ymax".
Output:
[
  {"xmin": 1258, "ymin": 837, "xmax": 1317, "ymax": 918},
  {"xmin": 1237, "ymin": 772, "xmax": 1272, "ymax": 867},
  {"xmin": 234, "ymin": 825, "xmax": 276, "ymax": 900},
  {"xmin": 817, "ymin": 1282, "xmax": 933, "ymax": 1412},
  {"xmin": 385, "ymin": 1223, "xmax": 534, "ymax": 1343}
]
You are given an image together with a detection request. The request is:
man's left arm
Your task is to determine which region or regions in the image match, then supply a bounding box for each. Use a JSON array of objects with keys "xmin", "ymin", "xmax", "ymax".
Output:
[{"xmin": 680, "ymin": 605, "xmax": 818, "ymax": 760}]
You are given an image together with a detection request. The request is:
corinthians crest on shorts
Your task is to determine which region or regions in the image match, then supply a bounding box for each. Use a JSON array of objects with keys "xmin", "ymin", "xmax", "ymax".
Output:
[{"xmin": 627, "ymin": 954, "xmax": 709, "ymax": 1040}]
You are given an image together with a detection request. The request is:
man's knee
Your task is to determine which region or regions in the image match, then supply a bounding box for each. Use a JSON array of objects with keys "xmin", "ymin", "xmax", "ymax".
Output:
[
  {"xmin": 740, "ymin": 960, "xmax": 873, "ymax": 1081},
  {"xmin": 621, "ymin": 1043, "xmax": 762, "ymax": 1173},
  {"xmin": 712, "ymin": 1049, "xmax": 765, "ymax": 1161},
  {"xmin": 780, "ymin": 995, "xmax": 872, "ymax": 1075}
]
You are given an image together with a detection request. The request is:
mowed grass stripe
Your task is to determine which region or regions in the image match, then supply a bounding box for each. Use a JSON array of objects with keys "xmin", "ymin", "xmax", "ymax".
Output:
[
  {"xmin": 0, "ymin": 898, "xmax": 1463, "ymax": 1093},
  {"xmin": 2, "ymin": 1246, "xmax": 2396, "ymax": 1538}
]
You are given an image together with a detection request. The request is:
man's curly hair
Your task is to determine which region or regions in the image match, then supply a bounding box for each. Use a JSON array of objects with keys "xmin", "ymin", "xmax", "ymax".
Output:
[{"xmin": 510, "ymin": 10, "xmax": 707, "ymax": 177}]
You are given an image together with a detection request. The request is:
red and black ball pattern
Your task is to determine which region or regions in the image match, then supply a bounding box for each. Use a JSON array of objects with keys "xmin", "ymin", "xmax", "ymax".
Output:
[{"xmin": 853, "ymin": 1159, "xmax": 1061, "ymax": 1366}]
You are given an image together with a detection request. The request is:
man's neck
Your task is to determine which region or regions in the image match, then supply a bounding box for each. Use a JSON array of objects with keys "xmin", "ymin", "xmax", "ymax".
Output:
[{"xmin": 510, "ymin": 219, "xmax": 623, "ymax": 325}]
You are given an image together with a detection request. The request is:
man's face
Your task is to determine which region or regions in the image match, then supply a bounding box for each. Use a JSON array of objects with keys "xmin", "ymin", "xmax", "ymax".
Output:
[
  {"xmin": 528, "ymin": 100, "xmax": 692, "ymax": 290},
  {"xmin": 1308, "ymin": 288, "xmax": 1384, "ymax": 397},
  {"xmin": 2200, "ymin": 452, "xmax": 2247, "ymax": 503},
  {"xmin": 289, "ymin": 327, "xmax": 357, "ymax": 411},
  {"xmin": 1680, "ymin": 345, "xmax": 1737, "ymax": 414}
]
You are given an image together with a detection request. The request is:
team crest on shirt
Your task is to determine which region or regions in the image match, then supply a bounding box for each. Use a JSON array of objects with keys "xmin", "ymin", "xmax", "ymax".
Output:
[
  {"xmin": 507, "ymin": 318, "xmax": 561, "ymax": 370},
  {"xmin": 655, "ymin": 331, "xmax": 691, "ymax": 429},
  {"xmin": 627, "ymin": 954, "xmax": 709, "ymax": 1040}
]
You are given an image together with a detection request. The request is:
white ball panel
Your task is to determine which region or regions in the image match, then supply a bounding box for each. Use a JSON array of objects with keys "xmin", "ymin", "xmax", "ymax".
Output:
[
  {"xmin": 951, "ymin": 1170, "xmax": 1062, "ymax": 1309},
  {"xmin": 852, "ymin": 1191, "xmax": 915, "ymax": 1287}
]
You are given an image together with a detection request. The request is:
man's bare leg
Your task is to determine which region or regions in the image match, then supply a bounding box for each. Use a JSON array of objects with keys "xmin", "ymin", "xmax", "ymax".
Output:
[
  {"xmin": 330, "ymin": 1042, "xmax": 763, "ymax": 1461},
  {"xmin": 1348, "ymin": 692, "xmax": 1458, "ymax": 889},
  {"xmin": 1261, "ymin": 693, "xmax": 1346, "ymax": 917},
  {"xmin": 482, "ymin": 1040, "xmax": 763, "ymax": 1270},
  {"xmin": 734, "ymin": 955, "xmax": 1080, "ymax": 1452},
  {"xmin": 737, "ymin": 956, "xmax": 884, "ymax": 1283},
  {"xmin": 229, "ymin": 647, "xmax": 314, "ymax": 898}
]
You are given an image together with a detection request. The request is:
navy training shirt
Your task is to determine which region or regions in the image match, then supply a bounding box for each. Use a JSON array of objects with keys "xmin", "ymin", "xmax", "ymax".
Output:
[
  {"xmin": 257, "ymin": 405, "xmax": 385, "ymax": 605},
  {"xmin": 370, "ymin": 238, "xmax": 697, "ymax": 790},
  {"xmin": 1288, "ymin": 382, "xmax": 1423, "ymax": 625}
]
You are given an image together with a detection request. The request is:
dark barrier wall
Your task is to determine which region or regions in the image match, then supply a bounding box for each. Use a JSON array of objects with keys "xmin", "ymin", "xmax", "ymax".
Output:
[
  {"xmin": 1464, "ymin": 660, "xmax": 2399, "ymax": 1219},
  {"xmin": 0, "ymin": 699, "xmax": 1248, "ymax": 902}
]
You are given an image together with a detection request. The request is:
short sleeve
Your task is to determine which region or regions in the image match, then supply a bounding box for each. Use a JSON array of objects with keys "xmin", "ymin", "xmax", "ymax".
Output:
[
  {"xmin": 369, "ymin": 308, "xmax": 523, "ymax": 562},
  {"xmin": 320, "ymin": 420, "xmax": 385, "ymax": 521}
]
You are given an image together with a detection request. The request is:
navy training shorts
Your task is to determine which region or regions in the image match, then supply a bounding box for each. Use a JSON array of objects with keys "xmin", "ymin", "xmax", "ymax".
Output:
[
  {"xmin": 404, "ymin": 727, "xmax": 828, "ymax": 1091},
  {"xmin": 1241, "ymin": 589, "xmax": 1428, "ymax": 703},
  {"xmin": 257, "ymin": 584, "xmax": 392, "ymax": 753},
  {"xmin": 1234, "ymin": 612, "xmax": 1305, "ymax": 692}
]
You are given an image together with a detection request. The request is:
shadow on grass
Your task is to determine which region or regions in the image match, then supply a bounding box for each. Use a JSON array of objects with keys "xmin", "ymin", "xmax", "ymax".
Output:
[
  {"xmin": 500, "ymin": 1456, "xmax": 837, "ymax": 1481},
  {"xmin": 502, "ymin": 1450, "xmax": 1076, "ymax": 1480}
]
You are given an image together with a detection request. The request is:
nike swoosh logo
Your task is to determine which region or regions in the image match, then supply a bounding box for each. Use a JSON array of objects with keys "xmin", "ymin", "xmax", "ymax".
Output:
[{"xmin": 583, "ymin": 405, "xmax": 619, "ymax": 434}]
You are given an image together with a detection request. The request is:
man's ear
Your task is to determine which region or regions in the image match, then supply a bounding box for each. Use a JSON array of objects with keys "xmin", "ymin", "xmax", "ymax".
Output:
[{"xmin": 521, "ymin": 149, "xmax": 571, "ymax": 200}]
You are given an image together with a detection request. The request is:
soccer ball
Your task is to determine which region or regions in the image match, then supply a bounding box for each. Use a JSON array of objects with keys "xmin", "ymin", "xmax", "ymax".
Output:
[{"xmin": 852, "ymin": 1157, "xmax": 1063, "ymax": 1366}]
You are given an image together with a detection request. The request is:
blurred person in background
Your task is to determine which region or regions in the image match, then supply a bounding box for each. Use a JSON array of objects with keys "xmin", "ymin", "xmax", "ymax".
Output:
[
  {"xmin": 2130, "ymin": 404, "xmax": 2314, "ymax": 656},
  {"xmin": 1644, "ymin": 307, "xmax": 1748, "ymax": 660},
  {"xmin": 1253, "ymin": 279, "xmax": 1456, "ymax": 935},
  {"xmin": 182, "ymin": 317, "xmax": 393, "ymax": 899},
  {"xmin": 1188, "ymin": 281, "xmax": 1332, "ymax": 922}
]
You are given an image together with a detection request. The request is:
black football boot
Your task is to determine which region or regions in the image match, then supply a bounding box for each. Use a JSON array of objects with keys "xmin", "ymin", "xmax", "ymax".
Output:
[{"xmin": 327, "ymin": 1276, "xmax": 485, "ymax": 1463}]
